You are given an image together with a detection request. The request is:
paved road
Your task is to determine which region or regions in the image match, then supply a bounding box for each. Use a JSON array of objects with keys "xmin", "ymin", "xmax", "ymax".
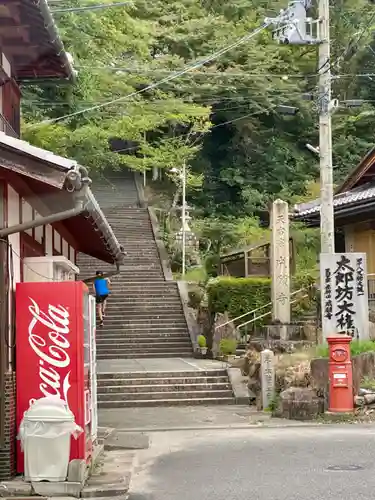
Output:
[{"xmin": 129, "ymin": 425, "xmax": 375, "ymax": 500}]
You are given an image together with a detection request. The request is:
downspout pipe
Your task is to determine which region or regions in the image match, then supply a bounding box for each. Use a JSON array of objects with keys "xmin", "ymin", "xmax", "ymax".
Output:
[{"xmin": 0, "ymin": 199, "xmax": 85, "ymax": 238}]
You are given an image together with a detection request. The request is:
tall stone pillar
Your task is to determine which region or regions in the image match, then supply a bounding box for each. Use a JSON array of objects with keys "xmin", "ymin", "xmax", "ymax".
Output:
[{"xmin": 270, "ymin": 199, "xmax": 291, "ymax": 332}]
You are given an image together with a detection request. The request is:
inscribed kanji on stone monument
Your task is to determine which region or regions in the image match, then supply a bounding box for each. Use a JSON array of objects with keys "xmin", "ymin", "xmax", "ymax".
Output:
[{"xmin": 320, "ymin": 253, "xmax": 369, "ymax": 340}]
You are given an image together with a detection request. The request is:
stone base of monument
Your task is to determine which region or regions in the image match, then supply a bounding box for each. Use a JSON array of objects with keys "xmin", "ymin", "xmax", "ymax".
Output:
[
  {"xmin": 273, "ymin": 387, "xmax": 325, "ymax": 420},
  {"xmin": 264, "ymin": 323, "xmax": 318, "ymax": 341},
  {"xmin": 248, "ymin": 338, "xmax": 315, "ymax": 354}
]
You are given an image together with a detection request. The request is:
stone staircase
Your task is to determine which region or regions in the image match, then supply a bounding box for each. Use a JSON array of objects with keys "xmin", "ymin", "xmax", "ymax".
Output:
[
  {"xmin": 77, "ymin": 171, "xmax": 236, "ymax": 406},
  {"xmin": 97, "ymin": 369, "xmax": 234, "ymax": 408},
  {"xmin": 78, "ymin": 175, "xmax": 192, "ymax": 359}
]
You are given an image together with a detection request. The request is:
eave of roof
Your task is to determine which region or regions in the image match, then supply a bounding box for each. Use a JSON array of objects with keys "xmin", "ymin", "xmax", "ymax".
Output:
[
  {"xmin": 1, "ymin": 0, "xmax": 74, "ymax": 81},
  {"xmin": 337, "ymin": 147, "xmax": 375, "ymax": 194},
  {"xmin": 0, "ymin": 133, "xmax": 123, "ymax": 264},
  {"xmin": 293, "ymin": 183, "xmax": 375, "ymax": 222}
]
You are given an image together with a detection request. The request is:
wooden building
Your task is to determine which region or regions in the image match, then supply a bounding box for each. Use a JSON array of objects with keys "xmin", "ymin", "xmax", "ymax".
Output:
[
  {"xmin": 293, "ymin": 147, "xmax": 375, "ymax": 275},
  {"xmin": 219, "ymin": 239, "xmax": 295, "ymax": 277},
  {"xmin": 0, "ymin": 0, "xmax": 123, "ymax": 479}
]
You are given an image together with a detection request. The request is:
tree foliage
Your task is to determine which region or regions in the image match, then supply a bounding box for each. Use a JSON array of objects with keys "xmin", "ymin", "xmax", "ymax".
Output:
[{"xmin": 21, "ymin": 0, "xmax": 375, "ymax": 219}]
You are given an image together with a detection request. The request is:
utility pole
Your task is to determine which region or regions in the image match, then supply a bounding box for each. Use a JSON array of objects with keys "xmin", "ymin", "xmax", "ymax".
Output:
[
  {"xmin": 318, "ymin": 0, "xmax": 335, "ymax": 254},
  {"xmin": 181, "ymin": 161, "xmax": 186, "ymax": 277},
  {"xmin": 266, "ymin": 0, "xmax": 336, "ymax": 254}
]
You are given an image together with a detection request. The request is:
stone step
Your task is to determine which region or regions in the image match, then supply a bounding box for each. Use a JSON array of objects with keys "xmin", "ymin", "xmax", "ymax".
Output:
[
  {"xmin": 96, "ymin": 323, "xmax": 188, "ymax": 330},
  {"xmin": 97, "ymin": 370, "xmax": 227, "ymax": 379},
  {"xmin": 108, "ymin": 270, "xmax": 164, "ymax": 275},
  {"xmin": 97, "ymin": 352, "xmax": 192, "ymax": 359},
  {"xmin": 108, "ymin": 282, "xmax": 177, "ymax": 287},
  {"xmin": 98, "ymin": 389, "xmax": 233, "ymax": 401},
  {"xmin": 99, "ymin": 323, "xmax": 187, "ymax": 329},
  {"xmin": 96, "ymin": 338, "xmax": 189, "ymax": 345},
  {"xmin": 118, "ymin": 252, "xmax": 159, "ymax": 256},
  {"xmin": 97, "ymin": 376, "xmax": 230, "ymax": 386},
  {"xmin": 105, "ymin": 292, "xmax": 180, "ymax": 298},
  {"xmin": 97, "ymin": 332, "xmax": 188, "ymax": 338},
  {"xmin": 107, "ymin": 291, "xmax": 180, "ymax": 297},
  {"xmin": 97, "ymin": 343, "xmax": 192, "ymax": 353},
  {"xmin": 101, "ymin": 319, "xmax": 184, "ymax": 327},
  {"xmin": 98, "ymin": 397, "xmax": 235, "ymax": 408},
  {"xmin": 116, "ymin": 231, "xmax": 154, "ymax": 235},
  {"xmin": 100, "ymin": 314, "xmax": 186, "ymax": 322},
  {"xmin": 105, "ymin": 311, "xmax": 183, "ymax": 317},
  {"xmin": 99, "ymin": 316, "xmax": 186, "ymax": 323},
  {"xmin": 103, "ymin": 309, "xmax": 184, "ymax": 318},
  {"xmin": 98, "ymin": 383, "xmax": 231, "ymax": 394},
  {"xmin": 103, "ymin": 317, "xmax": 184, "ymax": 325},
  {"xmin": 96, "ymin": 325, "xmax": 188, "ymax": 332},
  {"xmin": 105, "ymin": 300, "xmax": 182, "ymax": 308},
  {"xmin": 104, "ymin": 301, "xmax": 182, "ymax": 308},
  {"xmin": 109, "ymin": 278, "xmax": 169, "ymax": 284},
  {"xmin": 107, "ymin": 288, "xmax": 178, "ymax": 294},
  {"xmin": 110, "ymin": 277, "xmax": 165, "ymax": 282},
  {"xmin": 97, "ymin": 328, "xmax": 188, "ymax": 335},
  {"xmin": 96, "ymin": 340, "xmax": 191, "ymax": 349}
]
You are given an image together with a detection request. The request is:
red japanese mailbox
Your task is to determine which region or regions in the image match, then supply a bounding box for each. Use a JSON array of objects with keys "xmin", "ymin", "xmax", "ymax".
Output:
[{"xmin": 327, "ymin": 335, "xmax": 354, "ymax": 413}]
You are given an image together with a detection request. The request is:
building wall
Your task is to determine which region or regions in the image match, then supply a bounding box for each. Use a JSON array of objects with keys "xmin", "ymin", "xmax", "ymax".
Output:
[
  {"xmin": 0, "ymin": 183, "xmax": 77, "ymax": 479},
  {"xmin": 1, "ymin": 79, "xmax": 20, "ymax": 136},
  {"xmin": 344, "ymin": 223, "xmax": 375, "ymax": 274}
]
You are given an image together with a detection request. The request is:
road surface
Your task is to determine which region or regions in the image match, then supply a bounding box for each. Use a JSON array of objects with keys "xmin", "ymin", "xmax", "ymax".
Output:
[{"xmin": 129, "ymin": 425, "xmax": 375, "ymax": 500}]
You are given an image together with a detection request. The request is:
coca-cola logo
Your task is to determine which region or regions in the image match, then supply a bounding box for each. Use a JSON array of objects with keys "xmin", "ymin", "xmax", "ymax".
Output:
[{"xmin": 27, "ymin": 297, "xmax": 71, "ymax": 406}]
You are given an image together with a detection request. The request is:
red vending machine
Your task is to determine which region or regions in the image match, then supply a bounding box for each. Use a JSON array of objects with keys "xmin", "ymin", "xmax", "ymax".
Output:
[{"xmin": 15, "ymin": 281, "xmax": 96, "ymax": 474}]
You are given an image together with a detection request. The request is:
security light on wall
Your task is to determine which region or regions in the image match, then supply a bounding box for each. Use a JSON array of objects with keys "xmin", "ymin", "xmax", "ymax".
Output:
[
  {"xmin": 276, "ymin": 105, "xmax": 300, "ymax": 115},
  {"xmin": 306, "ymin": 143, "xmax": 320, "ymax": 155}
]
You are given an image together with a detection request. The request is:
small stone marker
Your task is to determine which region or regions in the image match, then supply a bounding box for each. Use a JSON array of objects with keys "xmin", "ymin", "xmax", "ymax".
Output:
[{"xmin": 261, "ymin": 349, "xmax": 275, "ymax": 410}]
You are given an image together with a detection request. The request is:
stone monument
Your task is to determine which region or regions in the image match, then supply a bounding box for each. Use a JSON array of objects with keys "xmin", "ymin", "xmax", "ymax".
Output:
[
  {"xmin": 270, "ymin": 199, "xmax": 290, "ymax": 339},
  {"xmin": 260, "ymin": 349, "xmax": 275, "ymax": 410}
]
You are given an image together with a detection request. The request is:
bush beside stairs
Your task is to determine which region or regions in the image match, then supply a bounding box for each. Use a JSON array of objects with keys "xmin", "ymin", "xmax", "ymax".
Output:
[{"xmin": 77, "ymin": 171, "xmax": 236, "ymax": 407}]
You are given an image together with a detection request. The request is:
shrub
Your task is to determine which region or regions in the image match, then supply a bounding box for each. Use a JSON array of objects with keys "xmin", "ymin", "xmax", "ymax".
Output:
[
  {"xmin": 197, "ymin": 335, "xmax": 207, "ymax": 348},
  {"xmin": 188, "ymin": 288, "xmax": 204, "ymax": 309},
  {"xmin": 219, "ymin": 338, "xmax": 237, "ymax": 355},
  {"xmin": 207, "ymin": 274, "xmax": 317, "ymax": 325},
  {"xmin": 207, "ymin": 277, "xmax": 271, "ymax": 324},
  {"xmin": 316, "ymin": 340, "xmax": 375, "ymax": 358}
]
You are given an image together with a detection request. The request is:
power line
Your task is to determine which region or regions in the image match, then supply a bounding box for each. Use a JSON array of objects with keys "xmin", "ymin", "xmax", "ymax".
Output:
[
  {"xmin": 78, "ymin": 65, "xmax": 319, "ymax": 80},
  {"xmin": 30, "ymin": 23, "xmax": 270, "ymax": 127},
  {"xmin": 51, "ymin": 1, "xmax": 132, "ymax": 13},
  {"xmin": 320, "ymin": 10, "xmax": 375, "ymax": 77},
  {"xmin": 78, "ymin": 88, "xmax": 315, "ymax": 160},
  {"xmin": 22, "ymin": 82, "xmax": 307, "ymax": 106}
]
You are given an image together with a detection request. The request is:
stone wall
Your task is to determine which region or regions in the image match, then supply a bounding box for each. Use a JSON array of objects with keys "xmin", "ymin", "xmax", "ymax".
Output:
[
  {"xmin": 311, "ymin": 352, "xmax": 375, "ymax": 395},
  {"xmin": 0, "ymin": 370, "xmax": 16, "ymax": 479}
]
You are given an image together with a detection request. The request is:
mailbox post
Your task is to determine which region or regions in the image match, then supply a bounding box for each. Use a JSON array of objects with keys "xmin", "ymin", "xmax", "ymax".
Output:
[{"xmin": 327, "ymin": 335, "xmax": 354, "ymax": 413}]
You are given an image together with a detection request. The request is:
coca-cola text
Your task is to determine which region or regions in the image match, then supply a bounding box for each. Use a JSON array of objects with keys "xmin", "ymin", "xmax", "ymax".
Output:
[{"xmin": 27, "ymin": 297, "xmax": 72, "ymax": 404}]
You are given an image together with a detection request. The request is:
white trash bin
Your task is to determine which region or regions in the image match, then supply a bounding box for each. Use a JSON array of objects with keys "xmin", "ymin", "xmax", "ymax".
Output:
[{"xmin": 18, "ymin": 396, "xmax": 82, "ymax": 482}]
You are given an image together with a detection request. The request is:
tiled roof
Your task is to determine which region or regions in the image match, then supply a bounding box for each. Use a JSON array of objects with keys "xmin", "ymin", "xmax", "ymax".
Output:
[{"xmin": 294, "ymin": 183, "xmax": 375, "ymax": 217}]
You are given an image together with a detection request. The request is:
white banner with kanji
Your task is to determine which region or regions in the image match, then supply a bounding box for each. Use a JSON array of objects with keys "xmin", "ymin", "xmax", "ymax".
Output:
[{"xmin": 320, "ymin": 253, "xmax": 369, "ymax": 340}]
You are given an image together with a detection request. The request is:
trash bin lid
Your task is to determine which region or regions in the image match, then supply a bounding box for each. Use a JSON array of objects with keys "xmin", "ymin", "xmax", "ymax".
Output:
[{"xmin": 24, "ymin": 396, "xmax": 75, "ymax": 422}]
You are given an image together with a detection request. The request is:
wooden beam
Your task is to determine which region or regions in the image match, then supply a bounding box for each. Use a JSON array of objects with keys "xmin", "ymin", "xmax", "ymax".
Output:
[
  {"xmin": 5, "ymin": 45, "xmax": 37, "ymax": 55},
  {"xmin": 0, "ymin": 26, "xmax": 30, "ymax": 42},
  {"xmin": 0, "ymin": 0, "xmax": 22, "ymax": 4}
]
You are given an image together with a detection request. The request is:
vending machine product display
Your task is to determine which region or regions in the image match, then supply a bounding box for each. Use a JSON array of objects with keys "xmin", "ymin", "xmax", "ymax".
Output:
[{"xmin": 15, "ymin": 281, "xmax": 98, "ymax": 474}]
